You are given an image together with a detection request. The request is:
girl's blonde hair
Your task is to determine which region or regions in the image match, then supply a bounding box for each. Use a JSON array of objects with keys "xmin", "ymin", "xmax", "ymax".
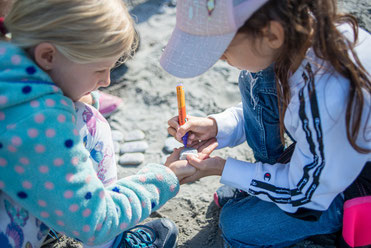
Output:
[{"xmin": 4, "ymin": 0, "xmax": 138, "ymax": 64}]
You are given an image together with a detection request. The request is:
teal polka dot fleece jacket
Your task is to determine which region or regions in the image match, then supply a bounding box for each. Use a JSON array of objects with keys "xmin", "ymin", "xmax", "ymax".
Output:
[{"xmin": 0, "ymin": 42, "xmax": 179, "ymax": 246}]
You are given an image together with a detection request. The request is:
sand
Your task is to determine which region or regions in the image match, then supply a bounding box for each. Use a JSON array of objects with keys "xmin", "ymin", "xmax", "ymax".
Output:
[{"xmin": 43, "ymin": 0, "xmax": 370, "ymax": 247}]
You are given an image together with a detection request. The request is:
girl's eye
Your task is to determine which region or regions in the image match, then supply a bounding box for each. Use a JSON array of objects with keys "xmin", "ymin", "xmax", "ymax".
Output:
[{"xmin": 96, "ymin": 70, "xmax": 106, "ymax": 73}]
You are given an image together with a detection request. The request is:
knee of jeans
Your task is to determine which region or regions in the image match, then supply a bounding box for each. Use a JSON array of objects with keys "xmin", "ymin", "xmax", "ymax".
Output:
[{"xmin": 219, "ymin": 204, "xmax": 253, "ymax": 242}]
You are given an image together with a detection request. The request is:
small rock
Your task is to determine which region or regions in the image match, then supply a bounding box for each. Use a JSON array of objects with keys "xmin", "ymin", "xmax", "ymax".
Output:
[
  {"xmin": 179, "ymin": 147, "xmax": 198, "ymax": 160},
  {"xmin": 124, "ymin": 129, "xmax": 145, "ymax": 142},
  {"xmin": 111, "ymin": 130, "xmax": 124, "ymax": 142},
  {"xmin": 120, "ymin": 141, "xmax": 149, "ymax": 154},
  {"xmin": 164, "ymin": 137, "xmax": 183, "ymax": 154},
  {"xmin": 113, "ymin": 141, "xmax": 120, "ymax": 154},
  {"xmin": 118, "ymin": 153, "xmax": 144, "ymax": 165}
]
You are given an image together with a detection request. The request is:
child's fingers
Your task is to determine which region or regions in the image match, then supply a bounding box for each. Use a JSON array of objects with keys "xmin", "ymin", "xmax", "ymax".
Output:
[
  {"xmin": 167, "ymin": 116, "xmax": 180, "ymax": 129},
  {"xmin": 198, "ymin": 138, "xmax": 218, "ymax": 155},
  {"xmin": 167, "ymin": 126, "xmax": 177, "ymax": 137},
  {"xmin": 187, "ymin": 155, "xmax": 205, "ymax": 170}
]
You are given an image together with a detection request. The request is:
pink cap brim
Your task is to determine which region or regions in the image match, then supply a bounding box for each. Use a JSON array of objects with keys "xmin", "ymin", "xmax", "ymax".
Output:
[{"xmin": 160, "ymin": 26, "xmax": 235, "ymax": 78}]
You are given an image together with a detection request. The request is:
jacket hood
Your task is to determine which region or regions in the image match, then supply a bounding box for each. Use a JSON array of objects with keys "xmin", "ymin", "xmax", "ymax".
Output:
[{"xmin": 0, "ymin": 41, "xmax": 62, "ymax": 110}]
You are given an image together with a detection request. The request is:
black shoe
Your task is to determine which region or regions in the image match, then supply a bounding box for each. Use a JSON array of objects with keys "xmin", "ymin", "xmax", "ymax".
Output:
[{"xmin": 112, "ymin": 218, "xmax": 178, "ymax": 248}]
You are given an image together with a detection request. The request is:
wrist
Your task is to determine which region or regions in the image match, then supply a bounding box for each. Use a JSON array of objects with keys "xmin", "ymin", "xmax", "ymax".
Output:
[
  {"xmin": 213, "ymin": 157, "xmax": 225, "ymax": 176},
  {"xmin": 207, "ymin": 117, "xmax": 218, "ymax": 137}
]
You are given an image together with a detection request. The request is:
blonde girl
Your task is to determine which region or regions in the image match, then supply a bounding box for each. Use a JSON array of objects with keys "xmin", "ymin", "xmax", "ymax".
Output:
[{"xmin": 0, "ymin": 0, "xmax": 198, "ymax": 247}]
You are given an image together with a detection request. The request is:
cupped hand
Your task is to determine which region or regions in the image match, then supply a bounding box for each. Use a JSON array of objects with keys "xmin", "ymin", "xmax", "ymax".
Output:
[
  {"xmin": 164, "ymin": 148, "xmax": 197, "ymax": 184},
  {"xmin": 167, "ymin": 115, "xmax": 218, "ymax": 147}
]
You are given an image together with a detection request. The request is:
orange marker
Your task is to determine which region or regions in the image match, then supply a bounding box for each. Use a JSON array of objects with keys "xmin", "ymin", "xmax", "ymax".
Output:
[{"xmin": 176, "ymin": 83, "xmax": 189, "ymax": 147}]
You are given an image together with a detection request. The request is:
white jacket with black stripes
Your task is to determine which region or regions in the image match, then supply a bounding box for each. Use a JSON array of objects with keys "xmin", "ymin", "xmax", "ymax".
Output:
[{"xmin": 212, "ymin": 25, "xmax": 371, "ymax": 219}]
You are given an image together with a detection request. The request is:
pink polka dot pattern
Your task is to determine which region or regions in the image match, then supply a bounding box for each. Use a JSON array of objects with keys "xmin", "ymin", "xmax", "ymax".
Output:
[
  {"xmin": 88, "ymin": 236, "xmax": 95, "ymax": 243},
  {"xmin": 20, "ymin": 157, "xmax": 29, "ymax": 165},
  {"xmin": 22, "ymin": 181, "xmax": 32, "ymax": 189},
  {"xmin": 156, "ymin": 187, "xmax": 161, "ymax": 195},
  {"xmin": 120, "ymin": 222, "xmax": 128, "ymax": 230},
  {"xmin": 44, "ymin": 182, "xmax": 54, "ymax": 190},
  {"xmin": 57, "ymin": 220, "xmax": 65, "ymax": 226},
  {"xmin": 57, "ymin": 114, "xmax": 66, "ymax": 123},
  {"xmin": 41, "ymin": 211, "xmax": 50, "ymax": 218},
  {"xmin": 156, "ymin": 174, "xmax": 164, "ymax": 181},
  {"xmin": 11, "ymin": 55, "xmax": 21, "ymax": 65},
  {"xmin": 55, "ymin": 210, "xmax": 63, "ymax": 216},
  {"xmin": 69, "ymin": 204, "xmax": 79, "ymax": 212},
  {"xmin": 71, "ymin": 157, "xmax": 79, "ymax": 165},
  {"xmin": 71, "ymin": 115, "xmax": 76, "ymax": 123},
  {"xmin": 0, "ymin": 96, "xmax": 8, "ymax": 105},
  {"xmin": 39, "ymin": 166, "xmax": 49, "ymax": 174},
  {"xmin": 73, "ymin": 129, "xmax": 79, "ymax": 136},
  {"xmin": 82, "ymin": 209, "xmax": 91, "ymax": 217},
  {"xmin": 6, "ymin": 124, "xmax": 16, "ymax": 130},
  {"xmin": 0, "ymin": 158, "xmax": 7, "ymax": 167},
  {"xmin": 99, "ymin": 190, "xmax": 105, "ymax": 199},
  {"xmin": 0, "ymin": 47, "xmax": 5, "ymax": 55},
  {"xmin": 141, "ymin": 201, "xmax": 146, "ymax": 208},
  {"xmin": 85, "ymin": 175, "xmax": 92, "ymax": 183},
  {"xmin": 15, "ymin": 166, "xmax": 25, "ymax": 174},
  {"xmin": 139, "ymin": 176, "xmax": 146, "ymax": 183},
  {"xmin": 27, "ymin": 128, "xmax": 39, "ymax": 138},
  {"xmin": 126, "ymin": 208, "xmax": 132, "ymax": 218},
  {"xmin": 0, "ymin": 112, "xmax": 5, "ymax": 121},
  {"xmin": 165, "ymin": 168, "xmax": 173, "ymax": 174},
  {"xmin": 64, "ymin": 190, "xmax": 74, "ymax": 199},
  {"xmin": 170, "ymin": 185, "xmax": 176, "ymax": 192},
  {"xmin": 60, "ymin": 99, "xmax": 68, "ymax": 106},
  {"xmin": 35, "ymin": 144, "xmax": 46, "ymax": 153},
  {"xmin": 7, "ymin": 145, "xmax": 16, "ymax": 153},
  {"xmin": 46, "ymin": 99, "xmax": 56, "ymax": 107},
  {"xmin": 11, "ymin": 136, "xmax": 22, "ymax": 146},
  {"xmin": 52, "ymin": 86, "xmax": 59, "ymax": 92},
  {"xmin": 38, "ymin": 200, "xmax": 47, "ymax": 207},
  {"xmin": 53, "ymin": 158, "xmax": 64, "ymax": 166},
  {"xmin": 73, "ymin": 231, "xmax": 80, "ymax": 237},
  {"xmin": 0, "ymin": 181, "xmax": 4, "ymax": 189},
  {"xmin": 30, "ymin": 100, "xmax": 40, "ymax": 108},
  {"xmin": 96, "ymin": 223, "xmax": 102, "ymax": 231},
  {"xmin": 66, "ymin": 173, "xmax": 74, "ymax": 182},
  {"xmin": 83, "ymin": 225, "xmax": 91, "ymax": 232},
  {"xmin": 34, "ymin": 114, "xmax": 45, "ymax": 123},
  {"xmin": 141, "ymin": 168, "xmax": 149, "ymax": 173},
  {"xmin": 46, "ymin": 128, "xmax": 56, "ymax": 138}
]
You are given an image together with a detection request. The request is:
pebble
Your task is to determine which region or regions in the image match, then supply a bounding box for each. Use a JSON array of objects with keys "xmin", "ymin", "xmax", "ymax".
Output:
[
  {"xmin": 113, "ymin": 141, "xmax": 121, "ymax": 154},
  {"xmin": 163, "ymin": 137, "xmax": 183, "ymax": 154},
  {"xmin": 118, "ymin": 153, "xmax": 144, "ymax": 165},
  {"xmin": 179, "ymin": 147, "xmax": 198, "ymax": 160},
  {"xmin": 111, "ymin": 130, "xmax": 124, "ymax": 142},
  {"xmin": 124, "ymin": 129, "xmax": 145, "ymax": 142},
  {"xmin": 120, "ymin": 141, "xmax": 149, "ymax": 154}
]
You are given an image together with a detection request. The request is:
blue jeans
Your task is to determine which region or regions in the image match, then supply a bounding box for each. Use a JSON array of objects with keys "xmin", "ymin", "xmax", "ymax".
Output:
[
  {"xmin": 238, "ymin": 66, "xmax": 283, "ymax": 164},
  {"xmin": 219, "ymin": 67, "xmax": 343, "ymax": 247}
]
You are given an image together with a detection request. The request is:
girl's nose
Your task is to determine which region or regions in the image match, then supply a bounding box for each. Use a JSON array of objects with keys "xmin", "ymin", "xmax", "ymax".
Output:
[{"xmin": 99, "ymin": 72, "xmax": 111, "ymax": 87}]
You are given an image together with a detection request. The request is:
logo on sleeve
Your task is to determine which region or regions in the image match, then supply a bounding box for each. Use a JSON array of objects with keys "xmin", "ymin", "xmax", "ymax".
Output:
[{"xmin": 264, "ymin": 172, "xmax": 271, "ymax": 182}]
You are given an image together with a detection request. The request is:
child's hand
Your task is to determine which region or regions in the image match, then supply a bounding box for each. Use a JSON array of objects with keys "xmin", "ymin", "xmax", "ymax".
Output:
[
  {"xmin": 179, "ymin": 138, "xmax": 223, "ymax": 183},
  {"xmin": 165, "ymin": 148, "xmax": 197, "ymax": 184},
  {"xmin": 181, "ymin": 156, "xmax": 226, "ymax": 184},
  {"xmin": 167, "ymin": 115, "xmax": 218, "ymax": 147}
]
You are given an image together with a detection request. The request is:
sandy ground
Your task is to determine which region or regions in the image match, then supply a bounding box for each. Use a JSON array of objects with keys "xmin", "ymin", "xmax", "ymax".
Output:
[{"xmin": 43, "ymin": 0, "xmax": 370, "ymax": 247}]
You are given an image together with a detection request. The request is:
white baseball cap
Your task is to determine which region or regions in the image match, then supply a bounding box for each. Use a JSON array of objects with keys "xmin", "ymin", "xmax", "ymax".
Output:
[{"xmin": 160, "ymin": 0, "xmax": 269, "ymax": 78}]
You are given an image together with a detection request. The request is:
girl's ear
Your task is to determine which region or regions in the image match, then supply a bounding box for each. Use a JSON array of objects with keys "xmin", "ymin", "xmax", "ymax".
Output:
[
  {"xmin": 33, "ymin": 43, "xmax": 57, "ymax": 71},
  {"xmin": 263, "ymin": 21, "xmax": 285, "ymax": 50}
]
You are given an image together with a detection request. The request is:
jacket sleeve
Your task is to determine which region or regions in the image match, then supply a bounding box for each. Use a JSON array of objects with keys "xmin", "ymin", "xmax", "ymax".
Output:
[
  {"xmin": 0, "ymin": 108, "xmax": 179, "ymax": 245},
  {"xmin": 210, "ymin": 103, "xmax": 246, "ymax": 149}
]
